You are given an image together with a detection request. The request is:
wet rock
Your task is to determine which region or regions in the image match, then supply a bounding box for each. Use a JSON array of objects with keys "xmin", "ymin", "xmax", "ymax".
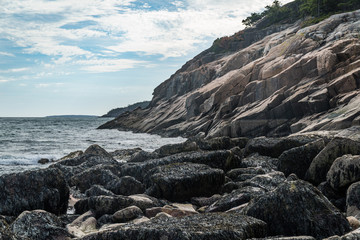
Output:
[
  {"xmin": 305, "ymin": 138, "xmax": 360, "ymax": 185},
  {"xmin": 105, "ymin": 176, "xmax": 145, "ymax": 196},
  {"xmin": 241, "ymin": 153, "xmax": 278, "ymax": 173},
  {"xmin": 70, "ymin": 167, "xmax": 119, "ymax": 192},
  {"xmin": 85, "ymin": 185, "xmax": 115, "ymax": 197},
  {"xmin": 243, "ymin": 180, "xmax": 351, "ymax": 239},
  {"xmin": 10, "ymin": 210, "xmax": 72, "ymax": 240},
  {"xmin": 78, "ymin": 213, "xmax": 267, "ymax": 240},
  {"xmin": 112, "ymin": 206, "xmax": 143, "ymax": 223},
  {"xmin": 58, "ymin": 150, "xmax": 83, "ymax": 161},
  {"xmin": 346, "ymin": 182, "xmax": 360, "ymax": 218},
  {"xmin": 121, "ymin": 150, "xmax": 240, "ymax": 182},
  {"xmin": 278, "ymin": 139, "xmax": 325, "ymax": 178},
  {"xmin": 145, "ymin": 162, "xmax": 225, "ymax": 202},
  {"xmin": 207, "ymin": 186, "xmax": 265, "ymax": 212},
  {"xmin": 327, "ymin": 155, "xmax": 360, "ymax": 191},
  {"xmin": 38, "ymin": 158, "xmax": 50, "ymax": 164},
  {"xmin": 244, "ymin": 136, "xmax": 316, "ymax": 158},
  {"xmin": 0, "ymin": 168, "xmax": 69, "ymax": 216}
]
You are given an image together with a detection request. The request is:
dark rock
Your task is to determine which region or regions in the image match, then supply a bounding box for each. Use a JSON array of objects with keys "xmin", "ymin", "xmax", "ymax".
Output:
[
  {"xmin": 0, "ymin": 217, "xmax": 16, "ymax": 240},
  {"xmin": 278, "ymin": 139, "xmax": 325, "ymax": 179},
  {"xmin": 110, "ymin": 148, "xmax": 142, "ymax": 161},
  {"xmin": 191, "ymin": 194, "xmax": 222, "ymax": 207},
  {"xmin": 112, "ymin": 206, "xmax": 143, "ymax": 223},
  {"xmin": 74, "ymin": 199, "xmax": 90, "ymax": 215},
  {"xmin": 346, "ymin": 182, "xmax": 360, "ymax": 218},
  {"xmin": 106, "ymin": 176, "xmax": 145, "ymax": 196},
  {"xmin": 327, "ymin": 155, "xmax": 360, "ymax": 191},
  {"xmin": 121, "ymin": 150, "xmax": 240, "ymax": 182},
  {"xmin": 243, "ymin": 180, "xmax": 351, "ymax": 239},
  {"xmin": 251, "ymin": 237, "xmax": 316, "ymax": 240},
  {"xmin": 71, "ymin": 167, "xmax": 119, "ymax": 192},
  {"xmin": 0, "ymin": 168, "xmax": 69, "ymax": 216},
  {"xmin": 240, "ymin": 171, "xmax": 286, "ymax": 192},
  {"xmin": 10, "ymin": 210, "xmax": 72, "ymax": 240},
  {"xmin": 38, "ymin": 158, "xmax": 50, "ymax": 164},
  {"xmin": 84, "ymin": 144, "xmax": 113, "ymax": 158},
  {"xmin": 194, "ymin": 136, "xmax": 248, "ymax": 150},
  {"xmin": 78, "ymin": 213, "xmax": 267, "ymax": 240},
  {"xmin": 287, "ymin": 173, "xmax": 299, "ymax": 181},
  {"xmin": 128, "ymin": 150, "xmax": 159, "ymax": 163},
  {"xmin": 207, "ymin": 186, "xmax": 266, "ymax": 212},
  {"xmin": 145, "ymin": 162, "xmax": 225, "ymax": 202},
  {"xmin": 97, "ymin": 214, "xmax": 113, "ymax": 227},
  {"xmin": 317, "ymin": 181, "xmax": 346, "ymax": 211},
  {"xmin": 154, "ymin": 141, "xmax": 199, "ymax": 157},
  {"xmin": 305, "ymin": 138, "xmax": 360, "ymax": 185},
  {"xmin": 227, "ymin": 167, "xmax": 266, "ymax": 181},
  {"xmin": 241, "ymin": 153, "xmax": 278, "ymax": 173},
  {"xmin": 58, "ymin": 150, "xmax": 83, "ymax": 161},
  {"xmin": 85, "ymin": 185, "xmax": 115, "ymax": 197},
  {"xmin": 244, "ymin": 136, "xmax": 317, "ymax": 158},
  {"xmin": 222, "ymin": 181, "xmax": 242, "ymax": 193}
]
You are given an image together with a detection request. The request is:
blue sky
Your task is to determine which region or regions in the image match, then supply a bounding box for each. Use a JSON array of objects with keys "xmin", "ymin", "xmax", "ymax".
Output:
[{"xmin": 0, "ymin": 0, "xmax": 292, "ymax": 117}]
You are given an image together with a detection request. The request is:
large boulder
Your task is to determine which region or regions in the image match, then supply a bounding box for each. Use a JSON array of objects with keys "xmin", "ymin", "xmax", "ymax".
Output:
[
  {"xmin": 243, "ymin": 180, "xmax": 351, "ymax": 239},
  {"xmin": 78, "ymin": 213, "xmax": 267, "ymax": 240},
  {"xmin": 10, "ymin": 210, "xmax": 72, "ymax": 240},
  {"xmin": 105, "ymin": 176, "xmax": 145, "ymax": 196},
  {"xmin": 346, "ymin": 182, "xmax": 360, "ymax": 218},
  {"xmin": 326, "ymin": 155, "xmax": 360, "ymax": 191},
  {"xmin": 145, "ymin": 162, "xmax": 225, "ymax": 202},
  {"xmin": 278, "ymin": 139, "xmax": 325, "ymax": 178},
  {"xmin": 0, "ymin": 168, "xmax": 69, "ymax": 216},
  {"xmin": 305, "ymin": 138, "xmax": 360, "ymax": 185},
  {"xmin": 120, "ymin": 150, "xmax": 240, "ymax": 182}
]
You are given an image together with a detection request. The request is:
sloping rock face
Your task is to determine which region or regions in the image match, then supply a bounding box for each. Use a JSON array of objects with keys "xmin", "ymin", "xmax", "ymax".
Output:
[{"xmin": 100, "ymin": 10, "xmax": 360, "ymax": 138}]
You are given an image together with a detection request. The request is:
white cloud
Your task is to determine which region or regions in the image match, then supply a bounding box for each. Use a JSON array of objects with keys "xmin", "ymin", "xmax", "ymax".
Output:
[
  {"xmin": 75, "ymin": 58, "xmax": 149, "ymax": 73},
  {"xmin": 0, "ymin": 68, "xmax": 30, "ymax": 73},
  {"xmin": 36, "ymin": 82, "xmax": 64, "ymax": 88},
  {"xmin": 0, "ymin": 52, "xmax": 15, "ymax": 57}
]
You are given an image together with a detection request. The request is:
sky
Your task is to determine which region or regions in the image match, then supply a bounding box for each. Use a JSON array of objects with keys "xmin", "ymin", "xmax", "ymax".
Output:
[{"xmin": 0, "ymin": 0, "xmax": 292, "ymax": 117}]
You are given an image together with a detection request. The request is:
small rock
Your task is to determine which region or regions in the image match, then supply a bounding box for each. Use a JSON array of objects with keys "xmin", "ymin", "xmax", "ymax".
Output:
[
  {"xmin": 112, "ymin": 206, "xmax": 143, "ymax": 223},
  {"xmin": 84, "ymin": 144, "xmax": 113, "ymax": 158},
  {"xmin": 153, "ymin": 212, "xmax": 172, "ymax": 219},
  {"xmin": 67, "ymin": 210, "xmax": 96, "ymax": 238},
  {"xmin": 227, "ymin": 167, "xmax": 266, "ymax": 181},
  {"xmin": 326, "ymin": 155, "xmax": 360, "ymax": 190},
  {"xmin": 191, "ymin": 194, "xmax": 222, "ymax": 207},
  {"xmin": 38, "ymin": 158, "xmax": 50, "ymax": 164},
  {"xmin": 241, "ymin": 153, "xmax": 278, "ymax": 173},
  {"xmin": 347, "ymin": 216, "xmax": 360, "ymax": 230},
  {"xmin": 59, "ymin": 150, "xmax": 83, "ymax": 161},
  {"xmin": 346, "ymin": 182, "xmax": 360, "ymax": 218}
]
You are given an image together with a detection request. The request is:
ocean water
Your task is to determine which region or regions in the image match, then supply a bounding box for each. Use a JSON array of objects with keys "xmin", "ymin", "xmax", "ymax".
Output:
[{"xmin": 0, "ymin": 117, "xmax": 185, "ymax": 175}]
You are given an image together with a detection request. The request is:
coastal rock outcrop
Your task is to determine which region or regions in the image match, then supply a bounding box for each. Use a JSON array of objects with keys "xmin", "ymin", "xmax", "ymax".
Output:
[{"xmin": 99, "ymin": 10, "xmax": 360, "ymax": 139}]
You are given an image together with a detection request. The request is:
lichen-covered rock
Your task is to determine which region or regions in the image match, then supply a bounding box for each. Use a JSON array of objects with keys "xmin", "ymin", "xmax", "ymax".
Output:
[
  {"xmin": 194, "ymin": 136, "xmax": 248, "ymax": 150},
  {"xmin": 207, "ymin": 186, "xmax": 265, "ymax": 212},
  {"xmin": 154, "ymin": 141, "xmax": 199, "ymax": 157},
  {"xmin": 227, "ymin": 167, "xmax": 266, "ymax": 181},
  {"xmin": 112, "ymin": 206, "xmax": 143, "ymax": 223},
  {"xmin": 346, "ymin": 182, "xmax": 360, "ymax": 218},
  {"xmin": 120, "ymin": 150, "xmax": 240, "ymax": 182},
  {"xmin": 243, "ymin": 180, "xmax": 351, "ymax": 239},
  {"xmin": 240, "ymin": 171, "xmax": 286, "ymax": 192},
  {"xmin": 240, "ymin": 153, "xmax": 279, "ymax": 173},
  {"xmin": 70, "ymin": 167, "xmax": 119, "ymax": 192},
  {"xmin": 79, "ymin": 213, "xmax": 267, "ymax": 240},
  {"xmin": 106, "ymin": 176, "xmax": 144, "ymax": 196},
  {"xmin": 85, "ymin": 185, "xmax": 115, "ymax": 197},
  {"xmin": 145, "ymin": 162, "xmax": 225, "ymax": 202},
  {"xmin": 10, "ymin": 210, "xmax": 72, "ymax": 240},
  {"xmin": 0, "ymin": 168, "xmax": 69, "ymax": 216},
  {"xmin": 327, "ymin": 155, "xmax": 360, "ymax": 191},
  {"xmin": 278, "ymin": 139, "xmax": 325, "ymax": 178},
  {"xmin": 306, "ymin": 138, "xmax": 360, "ymax": 185},
  {"xmin": 244, "ymin": 136, "xmax": 317, "ymax": 158}
]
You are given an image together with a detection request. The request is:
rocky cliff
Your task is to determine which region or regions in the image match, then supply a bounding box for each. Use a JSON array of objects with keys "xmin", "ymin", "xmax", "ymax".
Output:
[
  {"xmin": 99, "ymin": 10, "xmax": 360, "ymax": 138},
  {"xmin": 101, "ymin": 101, "xmax": 150, "ymax": 118}
]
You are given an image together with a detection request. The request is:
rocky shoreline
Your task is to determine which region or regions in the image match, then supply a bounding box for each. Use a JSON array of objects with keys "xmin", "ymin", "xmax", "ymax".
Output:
[{"xmin": 0, "ymin": 127, "xmax": 360, "ymax": 239}]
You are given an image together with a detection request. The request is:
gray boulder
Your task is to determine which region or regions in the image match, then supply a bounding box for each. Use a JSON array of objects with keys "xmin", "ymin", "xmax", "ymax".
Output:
[
  {"xmin": 227, "ymin": 167, "xmax": 266, "ymax": 181},
  {"xmin": 106, "ymin": 176, "xmax": 145, "ymax": 196},
  {"xmin": 305, "ymin": 138, "xmax": 360, "ymax": 185},
  {"xmin": 10, "ymin": 210, "xmax": 72, "ymax": 240},
  {"xmin": 243, "ymin": 180, "xmax": 351, "ymax": 239},
  {"xmin": 0, "ymin": 168, "xmax": 69, "ymax": 216},
  {"xmin": 241, "ymin": 153, "xmax": 278, "ymax": 173},
  {"xmin": 145, "ymin": 162, "xmax": 224, "ymax": 202},
  {"xmin": 278, "ymin": 139, "xmax": 325, "ymax": 178},
  {"xmin": 240, "ymin": 171, "xmax": 286, "ymax": 192},
  {"xmin": 346, "ymin": 182, "xmax": 360, "ymax": 218},
  {"xmin": 327, "ymin": 155, "xmax": 360, "ymax": 191},
  {"xmin": 78, "ymin": 213, "xmax": 267, "ymax": 240}
]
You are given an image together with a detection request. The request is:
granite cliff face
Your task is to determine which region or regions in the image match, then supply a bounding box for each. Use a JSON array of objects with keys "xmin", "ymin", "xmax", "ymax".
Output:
[{"xmin": 100, "ymin": 10, "xmax": 360, "ymax": 138}]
